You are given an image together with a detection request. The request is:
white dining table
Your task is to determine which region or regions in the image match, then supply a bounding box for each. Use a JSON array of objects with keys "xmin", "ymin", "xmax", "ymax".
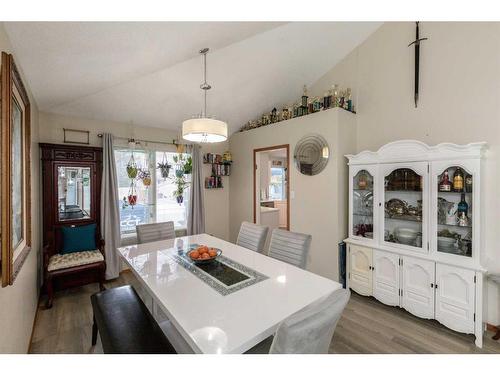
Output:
[{"xmin": 117, "ymin": 233, "xmax": 341, "ymax": 354}]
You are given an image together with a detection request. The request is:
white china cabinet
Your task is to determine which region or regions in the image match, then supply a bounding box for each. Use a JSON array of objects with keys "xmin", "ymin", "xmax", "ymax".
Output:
[{"xmin": 345, "ymin": 140, "xmax": 487, "ymax": 347}]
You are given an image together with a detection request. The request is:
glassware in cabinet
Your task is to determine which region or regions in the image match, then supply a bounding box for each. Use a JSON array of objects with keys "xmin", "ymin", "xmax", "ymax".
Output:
[
  {"xmin": 436, "ymin": 166, "xmax": 473, "ymax": 258},
  {"xmin": 352, "ymin": 169, "xmax": 375, "ymax": 240},
  {"xmin": 382, "ymin": 164, "xmax": 426, "ymax": 251}
]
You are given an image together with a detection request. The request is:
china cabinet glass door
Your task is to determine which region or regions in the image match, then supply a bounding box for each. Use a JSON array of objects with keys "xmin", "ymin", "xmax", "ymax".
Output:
[
  {"xmin": 351, "ymin": 167, "xmax": 376, "ymax": 241},
  {"xmin": 381, "ymin": 163, "xmax": 428, "ymax": 251},
  {"xmin": 434, "ymin": 164, "xmax": 473, "ymax": 258}
]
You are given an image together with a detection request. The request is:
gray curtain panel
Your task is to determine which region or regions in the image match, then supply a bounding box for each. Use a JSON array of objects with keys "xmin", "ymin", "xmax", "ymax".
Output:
[
  {"xmin": 187, "ymin": 145, "xmax": 205, "ymax": 235},
  {"xmin": 101, "ymin": 133, "xmax": 121, "ymax": 279}
]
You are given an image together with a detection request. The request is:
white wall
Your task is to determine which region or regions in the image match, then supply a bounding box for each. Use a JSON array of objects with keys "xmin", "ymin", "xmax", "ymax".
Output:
[
  {"xmin": 229, "ymin": 109, "xmax": 356, "ymax": 280},
  {"xmin": 38, "ymin": 111, "xmax": 230, "ymax": 241},
  {"xmin": 0, "ymin": 23, "xmax": 40, "ymax": 353},
  {"xmin": 259, "ymin": 152, "xmax": 270, "ymax": 200},
  {"xmin": 309, "ymin": 22, "xmax": 500, "ymax": 325}
]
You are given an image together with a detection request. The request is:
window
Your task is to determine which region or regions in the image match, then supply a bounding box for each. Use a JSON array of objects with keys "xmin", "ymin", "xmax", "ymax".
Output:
[
  {"xmin": 114, "ymin": 149, "xmax": 190, "ymax": 237},
  {"xmin": 269, "ymin": 167, "xmax": 286, "ymax": 200}
]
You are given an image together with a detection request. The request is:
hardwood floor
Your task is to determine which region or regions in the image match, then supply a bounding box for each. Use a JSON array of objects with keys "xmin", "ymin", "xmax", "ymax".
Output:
[
  {"xmin": 29, "ymin": 271, "xmax": 500, "ymax": 354},
  {"xmin": 331, "ymin": 292, "xmax": 499, "ymax": 354}
]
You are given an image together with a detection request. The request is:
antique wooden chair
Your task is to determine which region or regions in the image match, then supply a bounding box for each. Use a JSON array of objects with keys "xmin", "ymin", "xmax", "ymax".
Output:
[{"xmin": 43, "ymin": 223, "xmax": 105, "ymax": 308}]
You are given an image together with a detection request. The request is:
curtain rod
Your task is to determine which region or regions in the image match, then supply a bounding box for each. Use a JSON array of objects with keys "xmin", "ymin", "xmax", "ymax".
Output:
[{"xmin": 97, "ymin": 133, "xmax": 190, "ymax": 147}]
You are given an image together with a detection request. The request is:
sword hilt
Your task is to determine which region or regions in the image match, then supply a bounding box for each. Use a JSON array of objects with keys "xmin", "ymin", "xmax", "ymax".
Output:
[{"xmin": 408, "ymin": 37, "xmax": 428, "ymax": 47}]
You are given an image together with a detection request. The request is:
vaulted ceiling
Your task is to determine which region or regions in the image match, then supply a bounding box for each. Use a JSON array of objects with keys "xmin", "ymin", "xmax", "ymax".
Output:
[{"xmin": 4, "ymin": 22, "xmax": 381, "ymax": 135}]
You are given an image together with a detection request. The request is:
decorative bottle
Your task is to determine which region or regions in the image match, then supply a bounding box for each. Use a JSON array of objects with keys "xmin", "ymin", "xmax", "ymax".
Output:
[
  {"xmin": 453, "ymin": 167, "xmax": 464, "ymax": 192},
  {"xmin": 465, "ymin": 174, "xmax": 473, "ymax": 193},
  {"xmin": 457, "ymin": 193, "xmax": 469, "ymax": 227},
  {"xmin": 346, "ymin": 88, "xmax": 353, "ymax": 111},
  {"xmin": 332, "ymin": 84, "xmax": 339, "ymax": 107},
  {"xmin": 323, "ymin": 91, "xmax": 331, "ymax": 109},
  {"xmin": 298, "ymin": 85, "xmax": 308, "ymax": 116},
  {"xmin": 439, "ymin": 170, "xmax": 452, "ymax": 192}
]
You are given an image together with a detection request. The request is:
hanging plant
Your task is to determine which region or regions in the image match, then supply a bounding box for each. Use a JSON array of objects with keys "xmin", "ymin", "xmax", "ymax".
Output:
[
  {"xmin": 157, "ymin": 153, "xmax": 172, "ymax": 180},
  {"xmin": 173, "ymin": 153, "xmax": 185, "ymax": 177},
  {"xmin": 175, "ymin": 168, "xmax": 184, "ymax": 178},
  {"xmin": 126, "ymin": 153, "xmax": 138, "ymax": 179},
  {"xmin": 139, "ymin": 169, "xmax": 152, "ymax": 187},
  {"xmin": 183, "ymin": 155, "xmax": 192, "ymax": 174},
  {"xmin": 127, "ymin": 181, "xmax": 138, "ymax": 207},
  {"xmin": 173, "ymin": 175, "xmax": 189, "ymax": 205}
]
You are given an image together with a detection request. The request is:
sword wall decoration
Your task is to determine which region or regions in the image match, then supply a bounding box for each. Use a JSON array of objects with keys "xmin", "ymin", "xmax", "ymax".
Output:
[{"xmin": 408, "ymin": 22, "xmax": 428, "ymax": 108}]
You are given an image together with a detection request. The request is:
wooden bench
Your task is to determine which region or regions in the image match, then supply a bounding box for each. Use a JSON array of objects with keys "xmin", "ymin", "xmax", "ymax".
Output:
[{"xmin": 91, "ymin": 285, "xmax": 177, "ymax": 354}]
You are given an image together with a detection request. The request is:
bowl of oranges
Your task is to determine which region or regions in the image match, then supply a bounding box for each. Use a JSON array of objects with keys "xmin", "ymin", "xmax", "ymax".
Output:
[{"xmin": 186, "ymin": 245, "xmax": 222, "ymax": 264}]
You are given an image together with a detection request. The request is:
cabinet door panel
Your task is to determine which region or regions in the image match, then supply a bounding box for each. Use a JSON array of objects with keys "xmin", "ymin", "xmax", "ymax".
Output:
[
  {"xmin": 430, "ymin": 159, "xmax": 479, "ymax": 265},
  {"xmin": 379, "ymin": 162, "xmax": 429, "ymax": 253},
  {"xmin": 435, "ymin": 264, "xmax": 475, "ymax": 334},
  {"xmin": 373, "ymin": 250, "xmax": 400, "ymax": 306},
  {"xmin": 349, "ymin": 245, "xmax": 372, "ymax": 296},
  {"xmin": 350, "ymin": 165, "xmax": 378, "ymax": 243},
  {"xmin": 402, "ymin": 256, "xmax": 435, "ymax": 319}
]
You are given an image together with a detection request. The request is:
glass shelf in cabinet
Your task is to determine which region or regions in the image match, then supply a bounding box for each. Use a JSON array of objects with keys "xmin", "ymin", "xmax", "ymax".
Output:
[
  {"xmin": 353, "ymin": 212, "xmax": 373, "ymax": 217},
  {"xmin": 437, "ymin": 191, "xmax": 472, "ymax": 195},
  {"xmin": 384, "ymin": 238, "xmax": 421, "ymax": 248},
  {"xmin": 384, "ymin": 189, "xmax": 422, "ymax": 193},
  {"xmin": 437, "ymin": 222, "xmax": 472, "ymax": 229},
  {"xmin": 437, "ymin": 247, "xmax": 472, "ymax": 257},
  {"xmin": 385, "ymin": 215, "xmax": 422, "ymax": 223}
]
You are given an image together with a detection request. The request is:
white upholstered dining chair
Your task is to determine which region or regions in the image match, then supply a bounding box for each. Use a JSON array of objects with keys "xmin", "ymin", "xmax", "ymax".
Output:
[
  {"xmin": 246, "ymin": 288, "xmax": 350, "ymax": 354},
  {"xmin": 268, "ymin": 228, "xmax": 311, "ymax": 269},
  {"xmin": 136, "ymin": 222, "xmax": 175, "ymax": 244},
  {"xmin": 236, "ymin": 221, "xmax": 269, "ymax": 253}
]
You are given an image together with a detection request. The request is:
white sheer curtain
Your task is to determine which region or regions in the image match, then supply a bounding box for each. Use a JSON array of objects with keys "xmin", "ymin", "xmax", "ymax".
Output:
[
  {"xmin": 187, "ymin": 145, "xmax": 205, "ymax": 235},
  {"xmin": 101, "ymin": 133, "xmax": 121, "ymax": 279}
]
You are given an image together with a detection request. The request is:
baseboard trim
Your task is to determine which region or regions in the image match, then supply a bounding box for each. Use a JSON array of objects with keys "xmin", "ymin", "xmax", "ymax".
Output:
[{"xmin": 27, "ymin": 295, "xmax": 41, "ymax": 354}]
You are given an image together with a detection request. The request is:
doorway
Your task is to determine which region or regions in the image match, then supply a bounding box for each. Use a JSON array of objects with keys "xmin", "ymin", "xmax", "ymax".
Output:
[{"xmin": 253, "ymin": 145, "xmax": 290, "ymax": 236}]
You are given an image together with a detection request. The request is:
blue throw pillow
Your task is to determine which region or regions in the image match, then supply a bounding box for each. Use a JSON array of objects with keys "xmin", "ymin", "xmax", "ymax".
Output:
[{"xmin": 61, "ymin": 223, "xmax": 97, "ymax": 254}]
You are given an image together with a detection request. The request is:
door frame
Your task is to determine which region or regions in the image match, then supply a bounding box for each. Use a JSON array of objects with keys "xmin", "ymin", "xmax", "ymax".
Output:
[{"xmin": 253, "ymin": 144, "xmax": 290, "ymax": 231}]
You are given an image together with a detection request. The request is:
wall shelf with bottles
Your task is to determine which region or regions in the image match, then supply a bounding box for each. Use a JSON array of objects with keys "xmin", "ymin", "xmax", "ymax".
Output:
[{"xmin": 203, "ymin": 153, "xmax": 231, "ymax": 189}]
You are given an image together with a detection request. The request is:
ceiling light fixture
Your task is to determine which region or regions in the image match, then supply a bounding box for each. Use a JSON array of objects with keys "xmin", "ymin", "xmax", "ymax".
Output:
[{"xmin": 182, "ymin": 48, "xmax": 228, "ymax": 143}]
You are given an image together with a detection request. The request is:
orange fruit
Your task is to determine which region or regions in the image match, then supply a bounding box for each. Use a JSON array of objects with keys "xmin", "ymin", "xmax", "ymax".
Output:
[
  {"xmin": 208, "ymin": 249, "xmax": 217, "ymax": 257},
  {"xmin": 201, "ymin": 252, "xmax": 210, "ymax": 259},
  {"xmin": 190, "ymin": 250, "xmax": 200, "ymax": 259}
]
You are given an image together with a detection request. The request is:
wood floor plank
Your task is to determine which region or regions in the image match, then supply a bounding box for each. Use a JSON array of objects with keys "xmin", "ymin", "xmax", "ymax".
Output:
[{"xmin": 29, "ymin": 272, "xmax": 500, "ymax": 354}]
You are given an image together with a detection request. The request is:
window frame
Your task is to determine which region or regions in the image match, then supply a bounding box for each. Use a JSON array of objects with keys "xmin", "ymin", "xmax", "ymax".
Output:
[
  {"xmin": 114, "ymin": 147, "xmax": 190, "ymax": 239},
  {"xmin": 269, "ymin": 166, "xmax": 286, "ymax": 201}
]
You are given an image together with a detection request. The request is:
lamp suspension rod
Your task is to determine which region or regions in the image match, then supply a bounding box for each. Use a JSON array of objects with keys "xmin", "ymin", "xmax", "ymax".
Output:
[{"xmin": 199, "ymin": 47, "xmax": 211, "ymax": 118}]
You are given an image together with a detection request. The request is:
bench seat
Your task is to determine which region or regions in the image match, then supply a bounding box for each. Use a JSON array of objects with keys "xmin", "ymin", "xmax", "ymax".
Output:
[
  {"xmin": 91, "ymin": 285, "xmax": 176, "ymax": 354},
  {"xmin": 48, "ymin": 249, "xmax": 104, "ymax": 272}
]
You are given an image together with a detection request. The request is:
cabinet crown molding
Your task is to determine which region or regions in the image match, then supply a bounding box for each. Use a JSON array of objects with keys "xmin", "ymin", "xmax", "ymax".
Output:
[{"xmin": 346, "ymin": 140, "xmax": 487, "ymax": 165}]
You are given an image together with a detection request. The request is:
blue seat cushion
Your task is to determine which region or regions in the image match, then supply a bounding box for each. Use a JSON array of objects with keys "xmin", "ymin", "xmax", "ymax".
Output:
[{"xmin": 61, "ymin": 223, "xmax": 97, "ymax": 254}]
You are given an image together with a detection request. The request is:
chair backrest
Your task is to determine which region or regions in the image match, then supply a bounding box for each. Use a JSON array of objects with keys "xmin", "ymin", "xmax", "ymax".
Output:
[
  {"xmin": 269, "ymin": 288, "xmax": 350, "ymax": 354},
  {"xmin": 236, "ymin": 221, "xmax": 269, "ymax": 253},
  {"xmin": 268, "ymin": 228, "xmax": 311, "ymax": 269},
  {"xmin": 136, "ymin": 222, "xmax": 175, "ymax": 244}
]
